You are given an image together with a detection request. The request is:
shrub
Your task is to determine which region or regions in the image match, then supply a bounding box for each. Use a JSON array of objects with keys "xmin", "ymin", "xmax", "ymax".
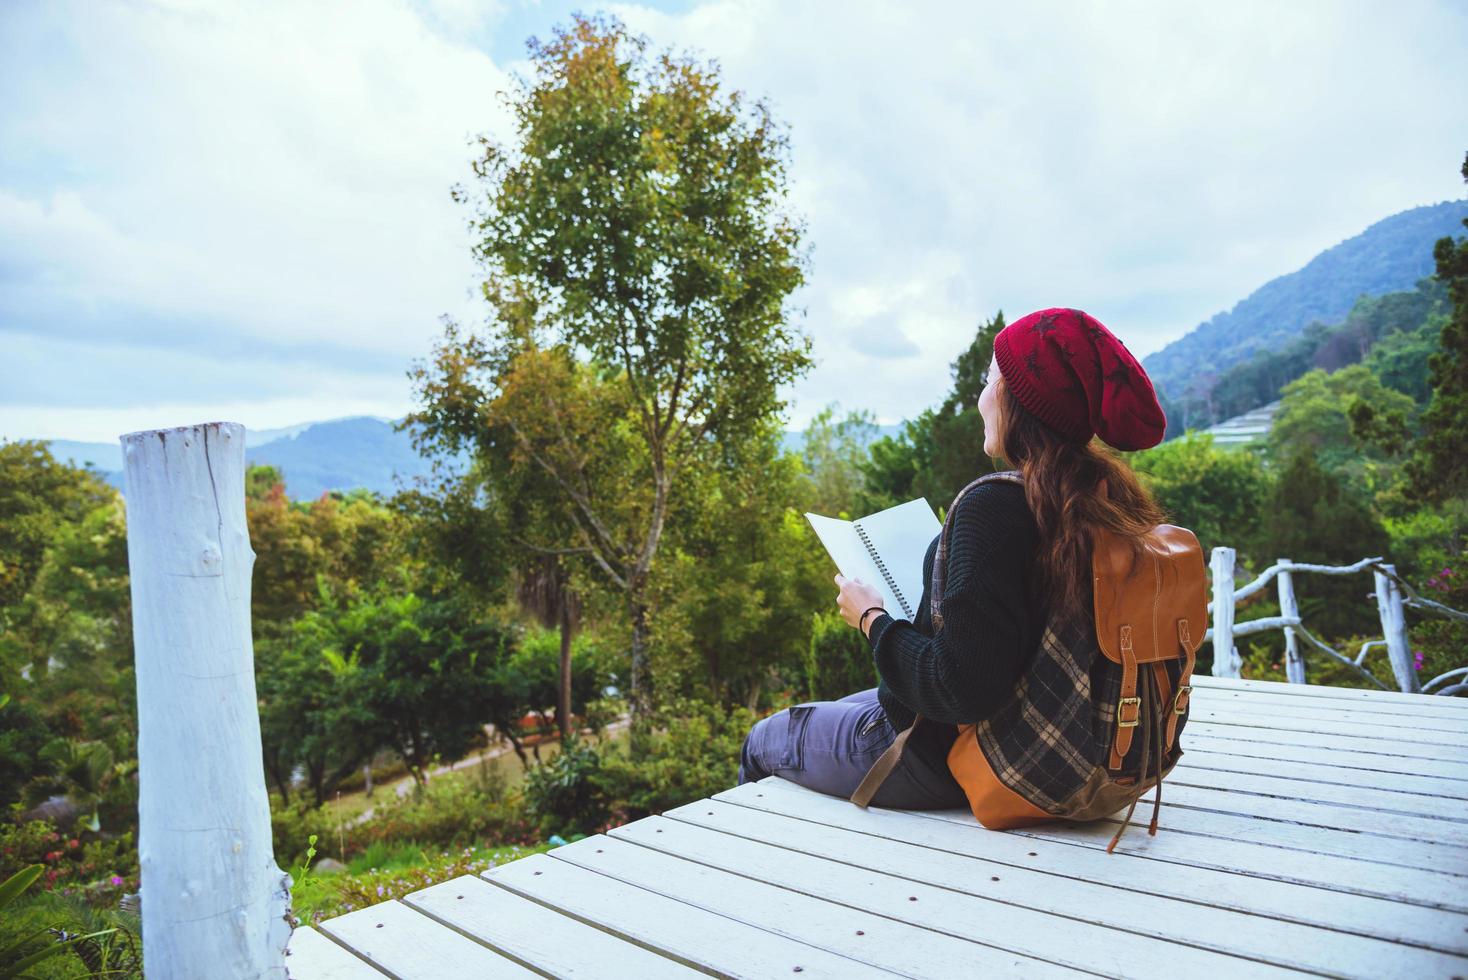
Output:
[
  {"xmin": 523, "ymin": 733, "xmax": 610, "ymax": 837},
  {"xmin": 0, "ymin": 819, "xmax": 137, "ymax": 911},
  {"xmin": 596, "ymin": 698, "xmax": 757, "ymax": 820}
]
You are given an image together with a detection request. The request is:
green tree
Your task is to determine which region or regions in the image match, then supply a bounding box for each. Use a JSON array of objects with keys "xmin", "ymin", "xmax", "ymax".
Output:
[
  {"xmin": 1268, "ymin": 365, "xmax": 1416, "ymax": 490},
  {"xmin": 1254, "ymin": 452, "xmax": 1390, "ymax": 639},
  {"xmin": 798, "ymin": 404, "xmax": 879, "ymax": 517},
  {"xmin": 862, "ymin": 311, "xmax": 1005, "ymax": 511},
  {"xmin": 422, "ymin": 13, "xmax": 813, "ymax": 716},
  {"xmin": 1406, "ymin": 152, "xmax": 1468, "ymax": 501},
  {"xmin": 1130, "ymin": 432, "xmax": 1272, "ymax": 556},
  {"xmin": 643, "ymin": 425, "xmax": 830, "ymax": 709},
  {"xmin": 326, "ymin": 591, "xmax": 515, "ymax": 788}
]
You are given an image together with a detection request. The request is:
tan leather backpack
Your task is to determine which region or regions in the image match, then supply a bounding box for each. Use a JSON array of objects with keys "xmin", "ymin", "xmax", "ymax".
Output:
[{"xmin": 851, "ymin": 471, "xmax": 1209, "ymax": 852}]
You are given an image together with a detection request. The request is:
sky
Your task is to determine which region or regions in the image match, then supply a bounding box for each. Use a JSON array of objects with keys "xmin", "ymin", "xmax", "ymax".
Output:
[{"xmin": 2, "ymin": 0, "xmax": 1466, "ymax": 444}]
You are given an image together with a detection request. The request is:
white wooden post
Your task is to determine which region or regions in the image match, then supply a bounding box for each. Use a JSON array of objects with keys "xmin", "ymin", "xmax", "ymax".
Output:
[
  {"xmin": 122, "ymin": 422, "xmax": 291, "ymax": 978},
  {"xmin": 1210, "ymin": 547, "xmax": 1241, "ymax": 678},
  {"xmin": 1277, "ymin": 562, "xmax": 1304, "ymax": 684},
  {"xmin": 1373, "ymin": 563, "xmax": 1420, "ymax": 694}
]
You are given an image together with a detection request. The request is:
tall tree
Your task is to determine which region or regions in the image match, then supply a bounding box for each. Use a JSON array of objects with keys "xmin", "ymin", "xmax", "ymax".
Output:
[
  {"xmin": 413, "ymin": 13, "xmax": 812, "ymax": 717},
  {"xmin": 1406, "ymin": 153, "xmax": 1468, "ymax": 501},
  {"xmin": 862, "ymin": 311, "xmax": 1005, "ymax": 511}
]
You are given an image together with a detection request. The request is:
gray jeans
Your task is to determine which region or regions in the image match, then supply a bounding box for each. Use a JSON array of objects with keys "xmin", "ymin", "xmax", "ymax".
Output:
[{"xmin": 737, "ymin": 687, "xmax": 969, "ymax": 809}]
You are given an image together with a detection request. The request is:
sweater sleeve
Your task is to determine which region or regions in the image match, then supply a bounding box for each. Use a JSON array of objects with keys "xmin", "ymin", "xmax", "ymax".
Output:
[{"xmin": 865, "ymin": 482, "xmax": 1039, "ymax": 726}]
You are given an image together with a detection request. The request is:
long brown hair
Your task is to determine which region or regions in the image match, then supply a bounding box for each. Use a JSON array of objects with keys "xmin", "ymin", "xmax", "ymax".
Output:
[{"xmin": 995, "ymin": 380, "xmax": 1166, "ymax": 622}]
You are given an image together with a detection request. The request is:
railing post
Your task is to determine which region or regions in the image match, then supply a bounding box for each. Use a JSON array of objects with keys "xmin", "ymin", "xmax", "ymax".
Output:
[
  {"xmin": 122, "ymin": 422, "xmax": 290, "ymax": 977},
  {"xmin": 1210, "ymin": 547, "xmax": 1240, "ymax": 678},
  {"xmin": 1374, "ymin": 563, "xmax": 1420, "ymax": 693},
  {"xmin": 1277, "ymin": 561, "xmax": 1304, "ymax": 684}
]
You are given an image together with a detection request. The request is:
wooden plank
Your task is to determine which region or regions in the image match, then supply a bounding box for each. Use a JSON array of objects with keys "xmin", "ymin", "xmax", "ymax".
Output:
[
  {"xmin": 1191, "ymin": 675, "xmax": 1468, "ymax": 711},
  {"xmin": 1168, "ymin": 763, "xmax": 1468, "ymax": 821},
  {"xmin": 285, "ymin": 926, "xmax": 389, "ymax": 980},
  {"xmin": 1188, "ymin": 696, "xmax": 1468, "ymax": 734},
  {"xmin": 918, "ymin": 788, "xmax": 1467, "ymax": 872},
  {"xmin": 403, "ymin": 875, "xmax": 699, "ymax": 979},
  {"xmin": 1177, "ymin": 747, "xmax": 1468, "ymax": 799},
  {"xmin": 1185, "ymin": 720, "xmax": 1468, "ymax": 764},
  {"xmin": 726, "ymin": 779, "xmax": 1468, "ymax": 911},
  {"xmin": 551, "ymin": 833, "xmax": 1090, "ymax": 979},
  {"xmin": 318, "ymin": 899, "xmax": 539, "ymax": 979},
  {"xmin": 1180, "ymin": 704, "xmax": 1468, "ymax": 742},
  {"xmin": 716, "ymin": 782, "xmax": 1468, "ymax": 943},
  {"xmin": 1155, "ymin": 782, "xmax": 1468, "ymax": 850},
  {"xmin": 482, "ymin": 852, "xmax": 897, "ymax": 978},
  {"xmin": 1174, "ymin": 739, "xmax": 1468, "ymax": 792},
  {"xmin": 1192, "ymin": 684, "xmax": 1468, "ymax": 721},
  {"xmin": 632, "ymin": 808, "xmax": 1468, "ymax": 975}
]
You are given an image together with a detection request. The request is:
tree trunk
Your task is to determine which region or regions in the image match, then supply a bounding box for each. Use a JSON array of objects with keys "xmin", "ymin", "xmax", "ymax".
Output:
[
  {"xmin": 558, "ymin": 599, "xmax": 574, "ymax": 739},
  {"xmin": 627, "ymin": 592, "xmax": 653, "ymax": 756},
  {"xmin": 121, "ymin": 421, "xmax": 289, "ymax": 977}
]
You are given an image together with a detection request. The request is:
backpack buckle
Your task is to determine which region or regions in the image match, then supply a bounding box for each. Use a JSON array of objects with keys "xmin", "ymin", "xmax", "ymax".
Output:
[
  {"xmin": 1118, "ymin": 696, "xmax": 1141, "ymax": 728},
  {"xmin": 1173, "ymin": 685, "xmax": 1192, "ymax": 716}
]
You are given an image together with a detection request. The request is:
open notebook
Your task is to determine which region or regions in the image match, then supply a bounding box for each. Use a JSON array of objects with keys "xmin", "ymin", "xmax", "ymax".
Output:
[{"xmin": 805, "ymin": 498, "xmax": 942, "ymax": 621}]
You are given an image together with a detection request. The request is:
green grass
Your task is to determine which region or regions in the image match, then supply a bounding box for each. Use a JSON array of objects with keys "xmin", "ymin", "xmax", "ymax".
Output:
[{"xmin": 290, "ymin": 840, "xmax": 552, "ymax": 926}]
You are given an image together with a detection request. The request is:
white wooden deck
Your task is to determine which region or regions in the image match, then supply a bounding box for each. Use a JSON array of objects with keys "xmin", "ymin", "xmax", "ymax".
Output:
[{"xmin": 286, "ymin": 676, "xmax": 1468, "ymax": 979}]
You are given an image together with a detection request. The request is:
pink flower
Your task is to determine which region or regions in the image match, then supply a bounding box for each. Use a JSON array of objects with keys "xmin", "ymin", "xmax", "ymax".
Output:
[
  {"xmin": 1413, "ymin": 650, "xmax": 1425, "ymax": 672},
  {"xmin": 110, "ymin": 875, "xmax": 125, "ymax": 886}
]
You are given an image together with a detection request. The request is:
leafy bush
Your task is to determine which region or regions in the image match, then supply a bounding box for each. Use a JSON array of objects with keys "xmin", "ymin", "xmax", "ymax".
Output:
[
  {"xmin": 596, "ymin": 698, "xmax": 758, "ymax": 820},
  {"xmin": 802, "ymin": 609, "xmax": 876, "ymax": 702},
  {"xmin": 0, "ymin": 820, "xmax": 137, "ymax": 910},
  {"xmin": 523, "ymin": 733, "xmax": 610, "ymax": 837}
]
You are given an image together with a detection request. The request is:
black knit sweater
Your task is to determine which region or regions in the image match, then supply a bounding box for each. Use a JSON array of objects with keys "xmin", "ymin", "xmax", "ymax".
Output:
[{"xmin": 864, "ymin": 479, "xmax": 1047, "ymax": 767}]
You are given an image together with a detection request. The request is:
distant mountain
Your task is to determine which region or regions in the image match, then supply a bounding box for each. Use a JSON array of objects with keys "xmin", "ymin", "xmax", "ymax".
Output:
[
  {"xmin": 1143, "ymin": 199, "xmax": 1468, "ymax": 406},
  {"xmin": 43, "ymin": 417, "xmax": 442, "ymax": 500},
  {"xmin": 43, "ymin": 416, "xmax": 898, "ymax": 499}
]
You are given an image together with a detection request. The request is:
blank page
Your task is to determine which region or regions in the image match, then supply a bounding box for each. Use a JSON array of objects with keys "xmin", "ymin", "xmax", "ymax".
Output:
[{"xmin": 852, "ymin": 498, "xmax": 941, "ymax": 620}]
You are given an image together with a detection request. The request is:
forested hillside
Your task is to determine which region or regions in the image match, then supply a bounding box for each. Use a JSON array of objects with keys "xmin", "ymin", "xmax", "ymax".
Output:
[{"xmin": 1145, "ymin": 199, "xmax": 1468, "ymax": 428}]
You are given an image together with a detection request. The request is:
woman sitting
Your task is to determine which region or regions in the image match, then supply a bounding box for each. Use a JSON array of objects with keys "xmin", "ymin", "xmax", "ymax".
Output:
[{"xmin": 737, "ymin": 307, "xmax": 1172, "ymax": 810}]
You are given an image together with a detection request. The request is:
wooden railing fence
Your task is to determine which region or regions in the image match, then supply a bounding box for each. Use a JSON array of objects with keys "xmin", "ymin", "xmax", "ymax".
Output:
[{"xmin": 1206, "ymin": 547, "xmax": 1468, "ymax": 697}]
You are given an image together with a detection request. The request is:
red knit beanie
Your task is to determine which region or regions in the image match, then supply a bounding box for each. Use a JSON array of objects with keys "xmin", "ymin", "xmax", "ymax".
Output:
[{"xmin": 992, "ymin": 308, "xmax": 1166, "ymax": 451}]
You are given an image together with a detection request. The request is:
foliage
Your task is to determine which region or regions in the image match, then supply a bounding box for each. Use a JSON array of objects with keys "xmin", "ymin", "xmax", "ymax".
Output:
[
  {"xmin": 1363, "ymin": 312, "xmax": 1447, "ymax": 405},
  {"xmin": 0, "ymin": 821, "xmax": 137, "ymax": 909},
  {"xmin": 803, "ymin": 609, "xmax": 877, "ymax": 702},
  {"xmin": 288, "ymin": 841, "xmax": 547, "ymax": 928},
  {"xmin": 413, "ymin": 11, "xmax": 814, "ymax": 716},
  {"xmin": 643, "ymin": 426, "xmax": 829, "ymax": 709},
  {"xmin": 1268, "ymin": 365, "xmax": 1416, "ymax": 489},
  {"xmin": 1131, "ymin": 432, "xmax": 1271, "ymax": 556},
  {"xmin": 595, "ymin": 697, "xmax": 760, "ymax": 820},
  {"xmin": 0, "ymin": 861, "xmax": 136, "ymax": 980},
  {"xmin": 523, "ymin": 732, "xmax": 610, "ymax": 837},
  {"xmin": 1405, "ymin": 153, "xmax": 1468, "ymax": 503},
  {"xmin": 1145, "ymin": 199, "xmax": 1468, "ymax": 421},
  {"xmin": 861, "ymin": 312, "xmax": 1005, "ymax": 511},
  {"xmin": 1253, "ymin": 453, "xmax": 1390, "ymax": 639},
  {"xmin": 1193, "ymin": 279, "xmax": 1448, "ymax": 429},
  {"xmin": 798, "ymin": 405, "xmax": 880, "ymax": 517}
]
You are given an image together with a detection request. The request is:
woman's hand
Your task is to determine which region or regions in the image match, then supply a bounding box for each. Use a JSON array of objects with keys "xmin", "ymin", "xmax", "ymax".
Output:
[{"xmin": 835, "ymin": 574, "xmax": 886, "ymax": 634}]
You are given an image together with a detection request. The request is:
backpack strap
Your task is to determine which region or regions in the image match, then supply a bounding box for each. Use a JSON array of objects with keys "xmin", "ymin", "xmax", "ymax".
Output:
[
  {"xmin": 851, "ymin": 715, "xmax": 923, "ymax": 808},
  {"xmin": 1108, "ymin": 624, "xmax": 1141, "ymax": 769},
  {"xmin": 1165, "ymin": 618, "xmax": 1196, "ymax": 751}
]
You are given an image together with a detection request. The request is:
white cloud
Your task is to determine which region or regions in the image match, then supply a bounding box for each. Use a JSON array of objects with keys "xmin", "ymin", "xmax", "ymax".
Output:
[{"xmin": 2, "ymin": 0, "xmax": 1466, "ymax": 440}]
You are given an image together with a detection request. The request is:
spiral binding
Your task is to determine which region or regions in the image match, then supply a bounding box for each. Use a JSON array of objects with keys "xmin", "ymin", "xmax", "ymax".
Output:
[{"xmin": 854, "ymin": 522, "xmax": 912, "ymax": 619}]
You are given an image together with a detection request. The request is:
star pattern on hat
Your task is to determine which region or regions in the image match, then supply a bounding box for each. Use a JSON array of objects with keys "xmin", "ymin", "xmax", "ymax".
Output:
[
  {"xmin": 1024, "ymin": 350, "xmax": 1045, "ymax": 376},
  {"xmin": 1031, "ymin": 312, "xmax": 1063, "ymax": 337},
  {"xmin": 1104, "ymin": 361, "xmax": 1133, "ymax": 391}
]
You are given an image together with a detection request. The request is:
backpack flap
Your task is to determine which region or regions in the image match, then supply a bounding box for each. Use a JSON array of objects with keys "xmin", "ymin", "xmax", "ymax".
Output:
[{"xmin": 1091, "ymin": 525, "xmax": 1208, "ymax": 766}]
